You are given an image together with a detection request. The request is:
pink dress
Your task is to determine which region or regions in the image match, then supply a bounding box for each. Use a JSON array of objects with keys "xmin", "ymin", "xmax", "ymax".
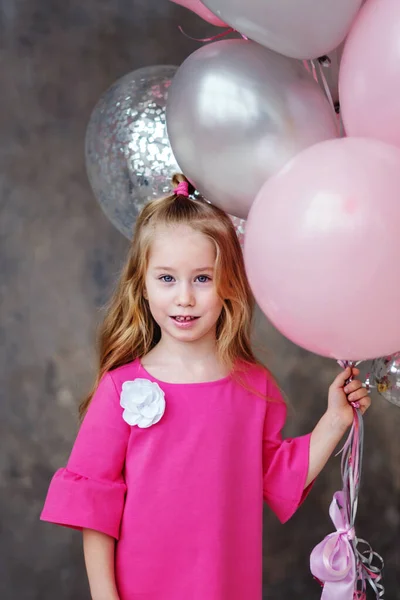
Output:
[{"xmin": 41, "ymin": 359, "xmax": 313, "ymax": 600}]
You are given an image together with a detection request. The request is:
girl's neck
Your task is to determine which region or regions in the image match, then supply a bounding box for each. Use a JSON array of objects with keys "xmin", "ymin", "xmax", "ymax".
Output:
[
  {"xmin": 155, "ymin": 326, "xmax": 220, "ymax": 360},
  {"xmin": 141, "ymin": 334, "xmax": 229, "ymax": 383}
]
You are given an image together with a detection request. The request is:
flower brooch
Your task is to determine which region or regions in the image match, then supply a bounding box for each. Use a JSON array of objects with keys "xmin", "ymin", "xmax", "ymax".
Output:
[{"xmin": 120, "ymin": 378, "xmax": 165, "ymax": 428}]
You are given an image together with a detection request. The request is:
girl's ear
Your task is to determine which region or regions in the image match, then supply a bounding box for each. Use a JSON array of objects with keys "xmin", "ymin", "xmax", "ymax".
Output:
[{"xmin": 143, "ymin": 288, "xmax": 148, "ymax": 300}]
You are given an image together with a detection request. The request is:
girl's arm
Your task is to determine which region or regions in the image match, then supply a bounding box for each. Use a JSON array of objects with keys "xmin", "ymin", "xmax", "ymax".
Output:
[
  {"xmin": 305, "ymin": 367, "xmax": 371, "ymax": 487},
  {"xmin": 83, "ymin": 529, "xmax": 120, "ymax": 600}
]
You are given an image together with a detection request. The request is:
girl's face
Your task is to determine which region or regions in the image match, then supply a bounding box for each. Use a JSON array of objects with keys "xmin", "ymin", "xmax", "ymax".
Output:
[{"xmin": 145, "ymin": 224, "xmax": 223, "ymax": 346}]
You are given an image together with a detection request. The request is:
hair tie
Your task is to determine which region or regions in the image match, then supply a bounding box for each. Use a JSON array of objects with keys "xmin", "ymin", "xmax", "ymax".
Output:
[{"xmin": 174, "ymin": 181, "xmax": 189, "ymax": 197}]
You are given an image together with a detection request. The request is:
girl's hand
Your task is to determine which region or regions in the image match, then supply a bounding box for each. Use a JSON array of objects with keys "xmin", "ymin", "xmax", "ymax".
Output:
[{"xmin": 327, "ymin": 367, "xmax": 371, "ymax": 431}]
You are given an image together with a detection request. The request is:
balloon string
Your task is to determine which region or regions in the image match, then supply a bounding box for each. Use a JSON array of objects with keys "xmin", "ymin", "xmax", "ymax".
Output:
[
  {"xmin": 178, "ymin": 25, "xmax": 235, "ymax": 43},
  {"xmin": 336, "ymin": 360, "xmax": 385, "ymax": 598},
  {"xmin": 309, "ymin": 58, "xmax": 334, "ymax": 111},
  {"xmin": 338, "ymin": 111, "xmax": 345, "ymax": 137},
  {"xmin": 309, "ymin": 59, "xmax": 319, "ymax": 87},
  {"xmin": 314, "ymin": 58, "xmax": 336, "ymax": 114},
  {"xmin": 303, "ymin": 56, "xmax": 342, "ymax": 136}
]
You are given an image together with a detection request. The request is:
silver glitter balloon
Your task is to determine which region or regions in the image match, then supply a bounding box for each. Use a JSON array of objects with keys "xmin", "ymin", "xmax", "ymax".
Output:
[
  {"xmin": 366, "ymin": 352, "xmax": 400, "ymax": 407},
  {"xmin": 230, "ymin": 215, "xmax": 246, "ymax": 249},
  {"xmin": 85, "ymin": 65, "xmax": 180, "ymax": 239},
  {"xmin": 193, "ymin": 189, "xmax": 246, "ymax": 248}
]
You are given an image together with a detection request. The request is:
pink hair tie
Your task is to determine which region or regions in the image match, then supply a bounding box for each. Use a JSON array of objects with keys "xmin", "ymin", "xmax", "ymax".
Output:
[{"xmin": 174, "ymin": 181, "xmax": 189, "ymax": 197}]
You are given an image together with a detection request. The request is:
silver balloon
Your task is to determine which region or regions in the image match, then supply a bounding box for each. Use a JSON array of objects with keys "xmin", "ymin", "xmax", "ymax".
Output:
[
  {"xmin": 202, "ymin": 0, "xmax": 362, "ymax": 59},
  {"xmin": 85, "ymin": 65, "xmax": 180, "ymax": 239},
  {"xmin": 366, "ymin": 353, "xmax": 400, "ymax": 408},
  {"xmin": 166, "ymin": 40, "xmax": 338, "ymax": 219}
]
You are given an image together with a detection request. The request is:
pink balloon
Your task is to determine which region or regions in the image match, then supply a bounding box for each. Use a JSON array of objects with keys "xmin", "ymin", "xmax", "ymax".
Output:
[
  {"xmin": 340, "ymin": 0, "xmax": 400, "ymax": 147},
  {"xmin": 170, "ymin": 0, "xmax": 227, "ymax": 27},
  {"xmin": 244, "ymin": 137, "xmax": 400, "ymax": 361}
]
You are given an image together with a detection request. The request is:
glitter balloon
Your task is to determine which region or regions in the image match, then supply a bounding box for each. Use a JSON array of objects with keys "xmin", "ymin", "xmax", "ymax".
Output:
[
  {"xmin": 193, "ymin": 190, "xmax": 246, "ymax": 249},
  {"xmin": 85, "ymin": 65, "xmax": 180, "ymax": 239},
  {"xmin": 366, "ymin": 352, "xmax": 400, "ymax": 408},
  {"xmin": 230, "ymin": 215, "xmax": 246, "ymax": 249}
]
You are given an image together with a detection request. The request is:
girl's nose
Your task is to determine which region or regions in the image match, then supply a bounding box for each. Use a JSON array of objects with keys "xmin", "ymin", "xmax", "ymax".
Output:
[{"xmin": 176, "ymin": 282, "xmax": 195, "ymax": 307}]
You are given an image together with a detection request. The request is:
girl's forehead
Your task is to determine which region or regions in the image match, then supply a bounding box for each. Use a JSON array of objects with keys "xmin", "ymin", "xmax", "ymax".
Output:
[{"xmin": 147, "ymin": 224, "xmax": 216, "ymax": 264}]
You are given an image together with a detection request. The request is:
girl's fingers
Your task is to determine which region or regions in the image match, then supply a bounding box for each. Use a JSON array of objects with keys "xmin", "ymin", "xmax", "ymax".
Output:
[
  {"xmin": 332, "ymin": 367, "xmax": 360, "ymax": 389},
  {"xmin": 331, "ymin": 367, "xmax": 352, "ymax": 388},
  {"xmin": 348, "ymin": 394, "xmax": 371, "ymax": 414},
  {"xmin": 344, "ymin": 379, "xmax": 364, "ymax": 394},
  {"xmin": 358, "ymin": 396, "xmax": 372, "ymax": 414},
  {"xmin": 347, "ymin": 387, "xmax": 370, "ymax": 402}
]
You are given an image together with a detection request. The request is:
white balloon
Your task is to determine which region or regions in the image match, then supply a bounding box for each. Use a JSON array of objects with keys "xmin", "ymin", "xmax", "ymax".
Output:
[{"xmin": 203, "ymin": 0, "xmax": 363, "ymax": 59}]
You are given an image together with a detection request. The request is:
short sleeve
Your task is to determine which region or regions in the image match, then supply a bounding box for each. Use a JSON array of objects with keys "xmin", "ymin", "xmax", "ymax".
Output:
[
  {"xmin": 262, "ymin": 376, "xmax": 314, "ymax": 523},
  {"xmin": 40, "ymin": 372, "xmax": 130, "ymax": 539}
]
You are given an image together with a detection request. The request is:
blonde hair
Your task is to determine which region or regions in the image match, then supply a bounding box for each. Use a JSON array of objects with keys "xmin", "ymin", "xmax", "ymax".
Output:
[{"xmin": 80, "ymin": 174, "xmax": 264, "ymax": 418}]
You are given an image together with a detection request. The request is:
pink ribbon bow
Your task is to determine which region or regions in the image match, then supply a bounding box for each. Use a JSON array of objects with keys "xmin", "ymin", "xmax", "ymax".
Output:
[{"xmin": 310, "ymin": 491, "xmax": 357, "ymax": 600}]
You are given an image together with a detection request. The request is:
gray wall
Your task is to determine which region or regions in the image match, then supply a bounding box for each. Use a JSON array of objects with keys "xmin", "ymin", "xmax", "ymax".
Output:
[{"xmin": 1, "ymin": 0, "xmax": 399, "ymax": 598}]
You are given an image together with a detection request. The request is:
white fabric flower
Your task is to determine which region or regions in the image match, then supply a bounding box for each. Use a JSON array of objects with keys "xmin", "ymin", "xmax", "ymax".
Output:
[{"xmin": 120, "ymin": 378, "xmax": 165, "ymax": 428}]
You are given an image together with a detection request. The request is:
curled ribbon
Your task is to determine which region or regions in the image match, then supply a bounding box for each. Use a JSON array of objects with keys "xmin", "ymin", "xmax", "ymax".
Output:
[{"xmin": 310, "ymin": 491, "xmax": 357, "ymax": 600}]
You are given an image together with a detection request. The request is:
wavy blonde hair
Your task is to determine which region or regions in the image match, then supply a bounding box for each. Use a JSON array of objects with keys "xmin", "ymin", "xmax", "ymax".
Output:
[{"xmin": 80, "ymin": 174, "xmax": 264, "ymax": 418}]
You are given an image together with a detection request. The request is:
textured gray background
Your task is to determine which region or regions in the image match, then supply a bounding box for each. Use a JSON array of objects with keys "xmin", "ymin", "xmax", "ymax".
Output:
[{"xmin": 0, "ymin": 1, "xmax": 399, "ymax": 598}]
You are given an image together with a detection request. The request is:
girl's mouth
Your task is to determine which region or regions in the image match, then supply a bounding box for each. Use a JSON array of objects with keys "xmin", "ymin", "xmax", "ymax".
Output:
[{"xmin": 172, "ymin": 316, "xmax": 199, "ymax": 322}]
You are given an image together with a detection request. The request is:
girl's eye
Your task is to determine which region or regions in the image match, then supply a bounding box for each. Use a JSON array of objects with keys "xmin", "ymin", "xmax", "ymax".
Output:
[
  {"xmin": 159, "ymin": 275, "xmax": 174, "ymax": 283},
  {"xmin": 196, "ymin": 275, "xmax": 211, "ymax": 283}
]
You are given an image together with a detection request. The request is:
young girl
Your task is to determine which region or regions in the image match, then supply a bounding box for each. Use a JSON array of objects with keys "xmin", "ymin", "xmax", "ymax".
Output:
[{"xmin": 41, "ymin": 174, "xmax": 371, "ymax": 600}]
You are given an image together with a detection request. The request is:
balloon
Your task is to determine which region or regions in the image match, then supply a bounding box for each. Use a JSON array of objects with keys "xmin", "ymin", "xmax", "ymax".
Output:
[
  {"xmin": 170, "ymin": 0, "xmax": 227, "ymax": 27},
  {"xmin": 340, "ymin": 0, "xmax": 400, "ymax": 148},
  {"xmin": 167, "ymin": 40, "xmax": 338, "ymax": 219},
  {"xmin": 244, "ymin": 137, "xmax": 400, "ymax": 361},
  {"xmin": 366, "ymin": 353, "xmax": 400, "ymax": 408},
  {"xmin": 193, "ymin": 192, "xmax": 246, "ymax": 248},
  {"xmin": 85, "ymin": 66, "xmax": 181, "ymax": 239},
  {"xmin": 202, "ymin": 0, "xmax": 362, "ymax": 59},
  {"xmin": 230, "ymin": 215, "xmax": 246, "ymax": 249}
]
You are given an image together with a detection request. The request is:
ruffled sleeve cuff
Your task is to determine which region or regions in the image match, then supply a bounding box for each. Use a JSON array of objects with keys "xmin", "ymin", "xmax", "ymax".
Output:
[
  {"xmin": 263, "ymin": 432, "xmax": 314, "ymax": 524},
  {"xmin": 40, "ymin": 468, "xmax": 127, "ymax": 539}
]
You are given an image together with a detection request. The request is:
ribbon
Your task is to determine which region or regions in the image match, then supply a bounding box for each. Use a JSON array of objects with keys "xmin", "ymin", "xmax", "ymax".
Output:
[
  {"xmin": 310, "ymin": 363, "xmax": 385, "ymax": 599},
  {"xmin": 303, "ymin": 56, "xmax": 344, "ymax": 135},
  {"xmin": 177, "ymin": 25, "xmax": 235, "ymax": 43},
  {"xmin": 310, "ymin": 492, "xmax": 357, "ymax": 600}
]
